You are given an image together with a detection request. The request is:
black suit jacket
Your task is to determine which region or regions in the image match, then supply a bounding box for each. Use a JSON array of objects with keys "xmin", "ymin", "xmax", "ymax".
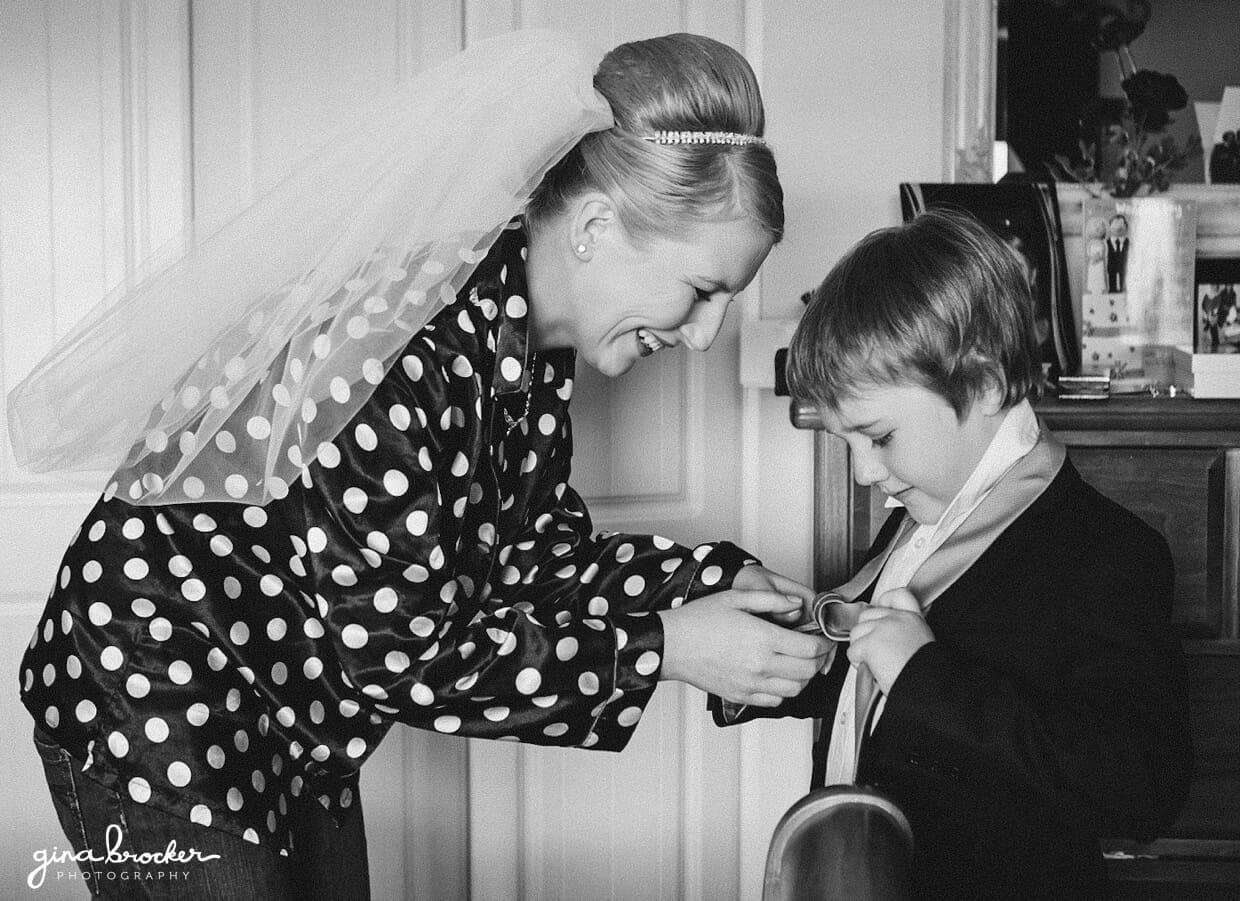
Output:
[{"xmin": 717, "ymin": 460, "xmax": 1192, "ymax": 900}]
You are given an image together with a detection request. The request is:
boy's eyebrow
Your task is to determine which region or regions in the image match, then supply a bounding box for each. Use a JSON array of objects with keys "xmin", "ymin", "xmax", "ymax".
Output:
[{"xmin": 840, "ymin": 418, "xmax": 883, "ymax": 433}]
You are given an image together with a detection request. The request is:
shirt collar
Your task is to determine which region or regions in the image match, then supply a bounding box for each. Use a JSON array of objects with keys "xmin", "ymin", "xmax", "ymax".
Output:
[
  {"xmin": 926, "ymin": 398, "xmax": 1040, "ymax": 538},
  {"xmin": 479, "ymin": 221, "xmax": 532, "ymax": 398}
]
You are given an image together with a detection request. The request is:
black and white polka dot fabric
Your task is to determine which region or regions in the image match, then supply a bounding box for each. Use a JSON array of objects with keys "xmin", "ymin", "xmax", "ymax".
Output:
[{"xmin": 20, "ymin": 222, "xmax": 758, "ymax": 853}]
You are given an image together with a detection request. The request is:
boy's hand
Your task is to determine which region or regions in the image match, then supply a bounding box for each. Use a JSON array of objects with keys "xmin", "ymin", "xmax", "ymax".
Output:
[
  {"xmin": 731, "ymin": 564, "xmax": 816, "ymax": 627},
  {"xmin": 846, "ymin": 588, "xmax": 934, "ymax": 694}
]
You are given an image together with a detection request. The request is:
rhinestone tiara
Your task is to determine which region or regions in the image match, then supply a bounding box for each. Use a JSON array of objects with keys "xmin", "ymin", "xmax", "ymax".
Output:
[{"xmin": 641, "ymin": 130, "xmax": 766, "ymax": 147}]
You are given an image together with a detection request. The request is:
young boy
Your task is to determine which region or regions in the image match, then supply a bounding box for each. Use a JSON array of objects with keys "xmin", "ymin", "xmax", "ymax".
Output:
[{"xmin": 720, "ymin": 209, "xmax": 1191, "ymax": 899}]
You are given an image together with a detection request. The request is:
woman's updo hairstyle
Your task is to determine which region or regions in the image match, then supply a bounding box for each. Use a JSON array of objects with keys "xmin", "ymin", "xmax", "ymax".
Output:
[{"xmin": 526, "ymin": 33, "xmax": 783, "ymax": 244}]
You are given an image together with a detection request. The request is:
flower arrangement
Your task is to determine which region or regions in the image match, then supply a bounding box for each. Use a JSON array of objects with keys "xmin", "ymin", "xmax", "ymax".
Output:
[{"xmin": 1053, "ymin": 1, "xmax": 1201, "ymax": 197}]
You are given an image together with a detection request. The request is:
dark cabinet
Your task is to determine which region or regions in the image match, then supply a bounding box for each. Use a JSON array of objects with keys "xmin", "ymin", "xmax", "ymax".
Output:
[{"xmin": 791, "ymin": 395, "xmax": 1240, "ymax": 897}]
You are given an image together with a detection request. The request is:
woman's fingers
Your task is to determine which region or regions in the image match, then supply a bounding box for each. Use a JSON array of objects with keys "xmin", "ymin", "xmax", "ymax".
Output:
[
  {"xmin": 729, "ymin": 586, "xmax": 825, "ymax": 638},
  {"xmin": 766, "ymin": 650, "xmax": 828, "ymax": 683},
  {"xmin": 728, "ymin": 586, "xmax": 801, "ymax": 618},
  {"xmin": 657, "ymin": 591, "xmax": 832, "ymax": 703},
  {"xmin": 745, "ymin": 679, "xmax": 804, "ymax": 706},
  {"xmin": 762, "ymin": 569, "xmax": 816, "ymax": 601},
  {"xmin": 745, "ymin": 693, "xmax": 787, "ymax": 709}
]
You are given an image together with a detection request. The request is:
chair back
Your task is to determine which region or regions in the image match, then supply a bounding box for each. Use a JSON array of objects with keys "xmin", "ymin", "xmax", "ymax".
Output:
[{"xmin": 762, "ymin": 786, "xmax": 914, "ymax": 901}]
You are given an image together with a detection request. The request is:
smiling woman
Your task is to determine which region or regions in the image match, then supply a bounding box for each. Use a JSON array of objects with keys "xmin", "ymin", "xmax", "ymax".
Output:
[{"xmin": 9, "ymin": 28, "xmax": 828, "ymax": 901}]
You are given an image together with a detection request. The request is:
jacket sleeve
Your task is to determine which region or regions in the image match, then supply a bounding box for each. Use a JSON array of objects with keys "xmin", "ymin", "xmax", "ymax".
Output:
[
  {"xmin": 871, "ymin": 521, "xmax": 1192, "ymax": 841},
  {"xmin": 294, "ymin": 329, "xmax": 757, "ymax": 751},
  {"xmin": 495, "ymin": 476, "xmax": 762, "ymax": 747}
]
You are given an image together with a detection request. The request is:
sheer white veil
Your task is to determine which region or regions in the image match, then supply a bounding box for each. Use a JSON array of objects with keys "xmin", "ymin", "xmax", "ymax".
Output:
[{"xmin": 7, "ymin": 29, "xmax": 612, "ymax": 505}]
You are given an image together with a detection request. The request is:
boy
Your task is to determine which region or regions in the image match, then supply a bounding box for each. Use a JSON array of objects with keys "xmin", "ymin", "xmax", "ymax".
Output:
[{"xmin": 720, "ymin": 209, "xmax": 1191, "ymax": 899}]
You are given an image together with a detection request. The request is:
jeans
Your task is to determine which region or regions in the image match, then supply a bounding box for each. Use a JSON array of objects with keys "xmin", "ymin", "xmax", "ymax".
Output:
[{"xmin": 31, "ymin": 725, "xmax": 371, "ymax": 900}]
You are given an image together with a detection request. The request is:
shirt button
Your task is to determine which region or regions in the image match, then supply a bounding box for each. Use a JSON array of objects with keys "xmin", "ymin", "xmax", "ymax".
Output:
[{"xmin": 914, "ymin": 538, "xmax": 927, "ymax": 549}]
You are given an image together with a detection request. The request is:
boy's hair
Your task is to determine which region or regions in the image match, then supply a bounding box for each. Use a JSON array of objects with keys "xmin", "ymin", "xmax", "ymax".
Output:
[
  {"xmin": 785, "ymin": 208, "xmax": 1041, "ymax": 419},
  {"xmin": 525, "ymin": 33, "xmax": 784, "ymax": 245}
]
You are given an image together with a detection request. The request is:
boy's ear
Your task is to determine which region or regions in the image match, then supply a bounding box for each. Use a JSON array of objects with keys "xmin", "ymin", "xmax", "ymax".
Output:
[{"xmin": 977, "ymin": 371, "xmax": 1008, "ymax": 416}]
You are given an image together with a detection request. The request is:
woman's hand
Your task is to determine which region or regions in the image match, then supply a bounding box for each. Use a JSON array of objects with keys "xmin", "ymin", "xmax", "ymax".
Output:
[
  {"xmin": 845, "ymin": 587, "xmax": 934, "ymax": 694},
  {"xmin": 730, "ymin": 564, "xmax": 817, "ymax": 627},
  {"xmin": 657, "ymin": 586, "xmax": 832, "ymax": 707}
]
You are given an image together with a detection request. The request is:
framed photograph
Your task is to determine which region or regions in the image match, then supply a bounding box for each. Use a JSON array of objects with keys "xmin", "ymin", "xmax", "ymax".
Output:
[
  {"xmin": 1081, "ymin": 196, "xmax": 1197, "ymax": 389},
  {"xmin": 899, "ymin": 181, "xmax": 1079, "ymax": 379},
  {"xmin": 1194, "ymin": 258, "xmax": 1240, "ymax": 353}
]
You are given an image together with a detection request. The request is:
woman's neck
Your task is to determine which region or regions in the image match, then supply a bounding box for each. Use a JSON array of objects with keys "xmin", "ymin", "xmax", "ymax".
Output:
[{"xmin": 523, "ymin": 218, "xmax": 571, "ymax": 352}]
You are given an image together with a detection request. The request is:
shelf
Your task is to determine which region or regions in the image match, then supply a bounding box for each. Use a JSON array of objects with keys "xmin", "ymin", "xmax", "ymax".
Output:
[
  {"xmin": 790, "ymin": 396, "xmax": 1240, "ymax": 433},
  {"xmin": 1035, "ymin": 396, "xmax": 1240, "ymax": 433}
]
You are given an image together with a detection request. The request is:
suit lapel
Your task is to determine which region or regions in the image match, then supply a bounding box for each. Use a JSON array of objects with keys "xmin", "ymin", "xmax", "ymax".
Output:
[
  {"xmin": 831, "ymin": 516, "xmax": 917, "ymax": 599},
  {"xmin": 912, "ymin": 428, "xmax": 1067, "ymax": 636},
  {"xmin": 828, "ymin": 426, "xmax": 1065, "ymax": 615}
]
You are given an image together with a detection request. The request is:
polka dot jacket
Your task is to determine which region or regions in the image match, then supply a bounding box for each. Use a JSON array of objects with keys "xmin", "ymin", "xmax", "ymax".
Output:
[{"xmin": 19, "ymin": 222, "xmax": 758, "ymax": 853}]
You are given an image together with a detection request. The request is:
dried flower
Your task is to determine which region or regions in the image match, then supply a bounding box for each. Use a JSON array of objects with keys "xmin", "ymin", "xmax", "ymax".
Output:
[
  {"xmin": 1054, "ymin": 69, "xmax": 1200, "ymax": 197},
  {"xmin": 1051, "ymin": 8, "xmax": 1200, "ymax": 198},
  {"xmin": 1121, "ymin": 70, "xmax": 1188, "ymax": 132},
  {"xmin": 1051, "ymin": 1, "xmax": 1195, "ymax": 197}
]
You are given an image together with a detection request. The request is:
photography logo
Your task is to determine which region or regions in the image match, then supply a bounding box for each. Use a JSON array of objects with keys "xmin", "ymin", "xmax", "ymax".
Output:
[{"xmin": 28, "ymin": 824, "xmax": 221, "ymax": 890}]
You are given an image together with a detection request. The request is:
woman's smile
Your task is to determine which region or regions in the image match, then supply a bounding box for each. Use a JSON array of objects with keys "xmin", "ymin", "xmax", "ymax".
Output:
[
  {"xmin": 526, "ymin": 208, "xmax": 773, "ymax": 377},
  {"xmin": 637, "ymin": 329, "xmax": 668, "ymax": 357}
]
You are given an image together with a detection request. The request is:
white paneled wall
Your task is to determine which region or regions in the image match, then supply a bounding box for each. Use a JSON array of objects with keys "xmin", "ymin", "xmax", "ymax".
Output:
[{"xmin": 1, "ymin": 3, "xmax": 191, "ymax": 898}]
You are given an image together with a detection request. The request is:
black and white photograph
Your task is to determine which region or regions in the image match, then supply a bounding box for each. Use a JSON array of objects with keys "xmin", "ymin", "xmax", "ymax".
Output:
[
  {"xmin": 2, "ymin": 3, "xmax": 1238, "ymax": 900},
  {"xmin": 1194, "ymin": 257, "xmax": 1240, "ymax": 352}
]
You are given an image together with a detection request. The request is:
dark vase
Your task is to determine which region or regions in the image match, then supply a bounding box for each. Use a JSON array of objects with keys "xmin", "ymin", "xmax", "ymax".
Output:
[{"xmin": 1210, "ymin": 134, "xmax": 1240, "ymax": 184}]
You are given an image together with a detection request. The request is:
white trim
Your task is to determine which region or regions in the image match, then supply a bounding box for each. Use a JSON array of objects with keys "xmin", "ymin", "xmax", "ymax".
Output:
[
  {"xmin": 468, "ymin": 739, "xmax": 523, "ymax": 900},
  {"xmin": 941, "ymin": 0, "xmax": 996, "ymax": 183},
  {"xmin": 739, "ymin": 318, "xmax": 798, "ymax": 390},
  {"xmin": 679, "ymin": 682, "xmax": 708, "ymax": 900}
]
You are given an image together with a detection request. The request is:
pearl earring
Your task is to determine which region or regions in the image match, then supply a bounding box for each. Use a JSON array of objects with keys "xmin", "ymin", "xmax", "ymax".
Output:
[{"xmin": 576, "ymin": 243, "xmax": 587, "ymax": 255}]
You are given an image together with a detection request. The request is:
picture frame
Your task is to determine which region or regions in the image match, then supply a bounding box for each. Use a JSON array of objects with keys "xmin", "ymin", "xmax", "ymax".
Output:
[
  {"xmin": 1194, "ymin": 257, "xmax": 1240, "ymax": 353},
  {"xmin": 899, "ymin": 181, "xmax": 1079, "ymax": 378}
]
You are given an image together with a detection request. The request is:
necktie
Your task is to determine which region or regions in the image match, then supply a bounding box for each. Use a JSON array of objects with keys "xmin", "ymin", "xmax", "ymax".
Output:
[{"xmin": 854, "ymin": 664, "xmax": 879, "ymax": 749}]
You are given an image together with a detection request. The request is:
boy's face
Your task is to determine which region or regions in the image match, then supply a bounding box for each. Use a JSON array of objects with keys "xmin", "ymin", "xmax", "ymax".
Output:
[{"xmin": 822, "ymin": 381, "xmax": 1006, "ymax": 525}]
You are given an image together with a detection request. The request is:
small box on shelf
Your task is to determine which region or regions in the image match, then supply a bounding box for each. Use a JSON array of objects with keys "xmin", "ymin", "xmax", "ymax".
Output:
[
  {"xmin": 1056, "ymin": 374, "xmax": 1111, "ymax": 401},
  {"xmin": 1172, "ymin": 345, "xmax": 1240, "ymax": 398}
]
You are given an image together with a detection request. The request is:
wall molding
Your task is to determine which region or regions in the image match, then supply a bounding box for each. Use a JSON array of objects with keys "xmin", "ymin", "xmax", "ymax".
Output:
[
  {"xmin": 942, "ymin": 0, "xmax": 996, "ymax": 184},
  {"xmin": 583, "ymin": 350, "xmax": 707, "ymax": 527}
]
